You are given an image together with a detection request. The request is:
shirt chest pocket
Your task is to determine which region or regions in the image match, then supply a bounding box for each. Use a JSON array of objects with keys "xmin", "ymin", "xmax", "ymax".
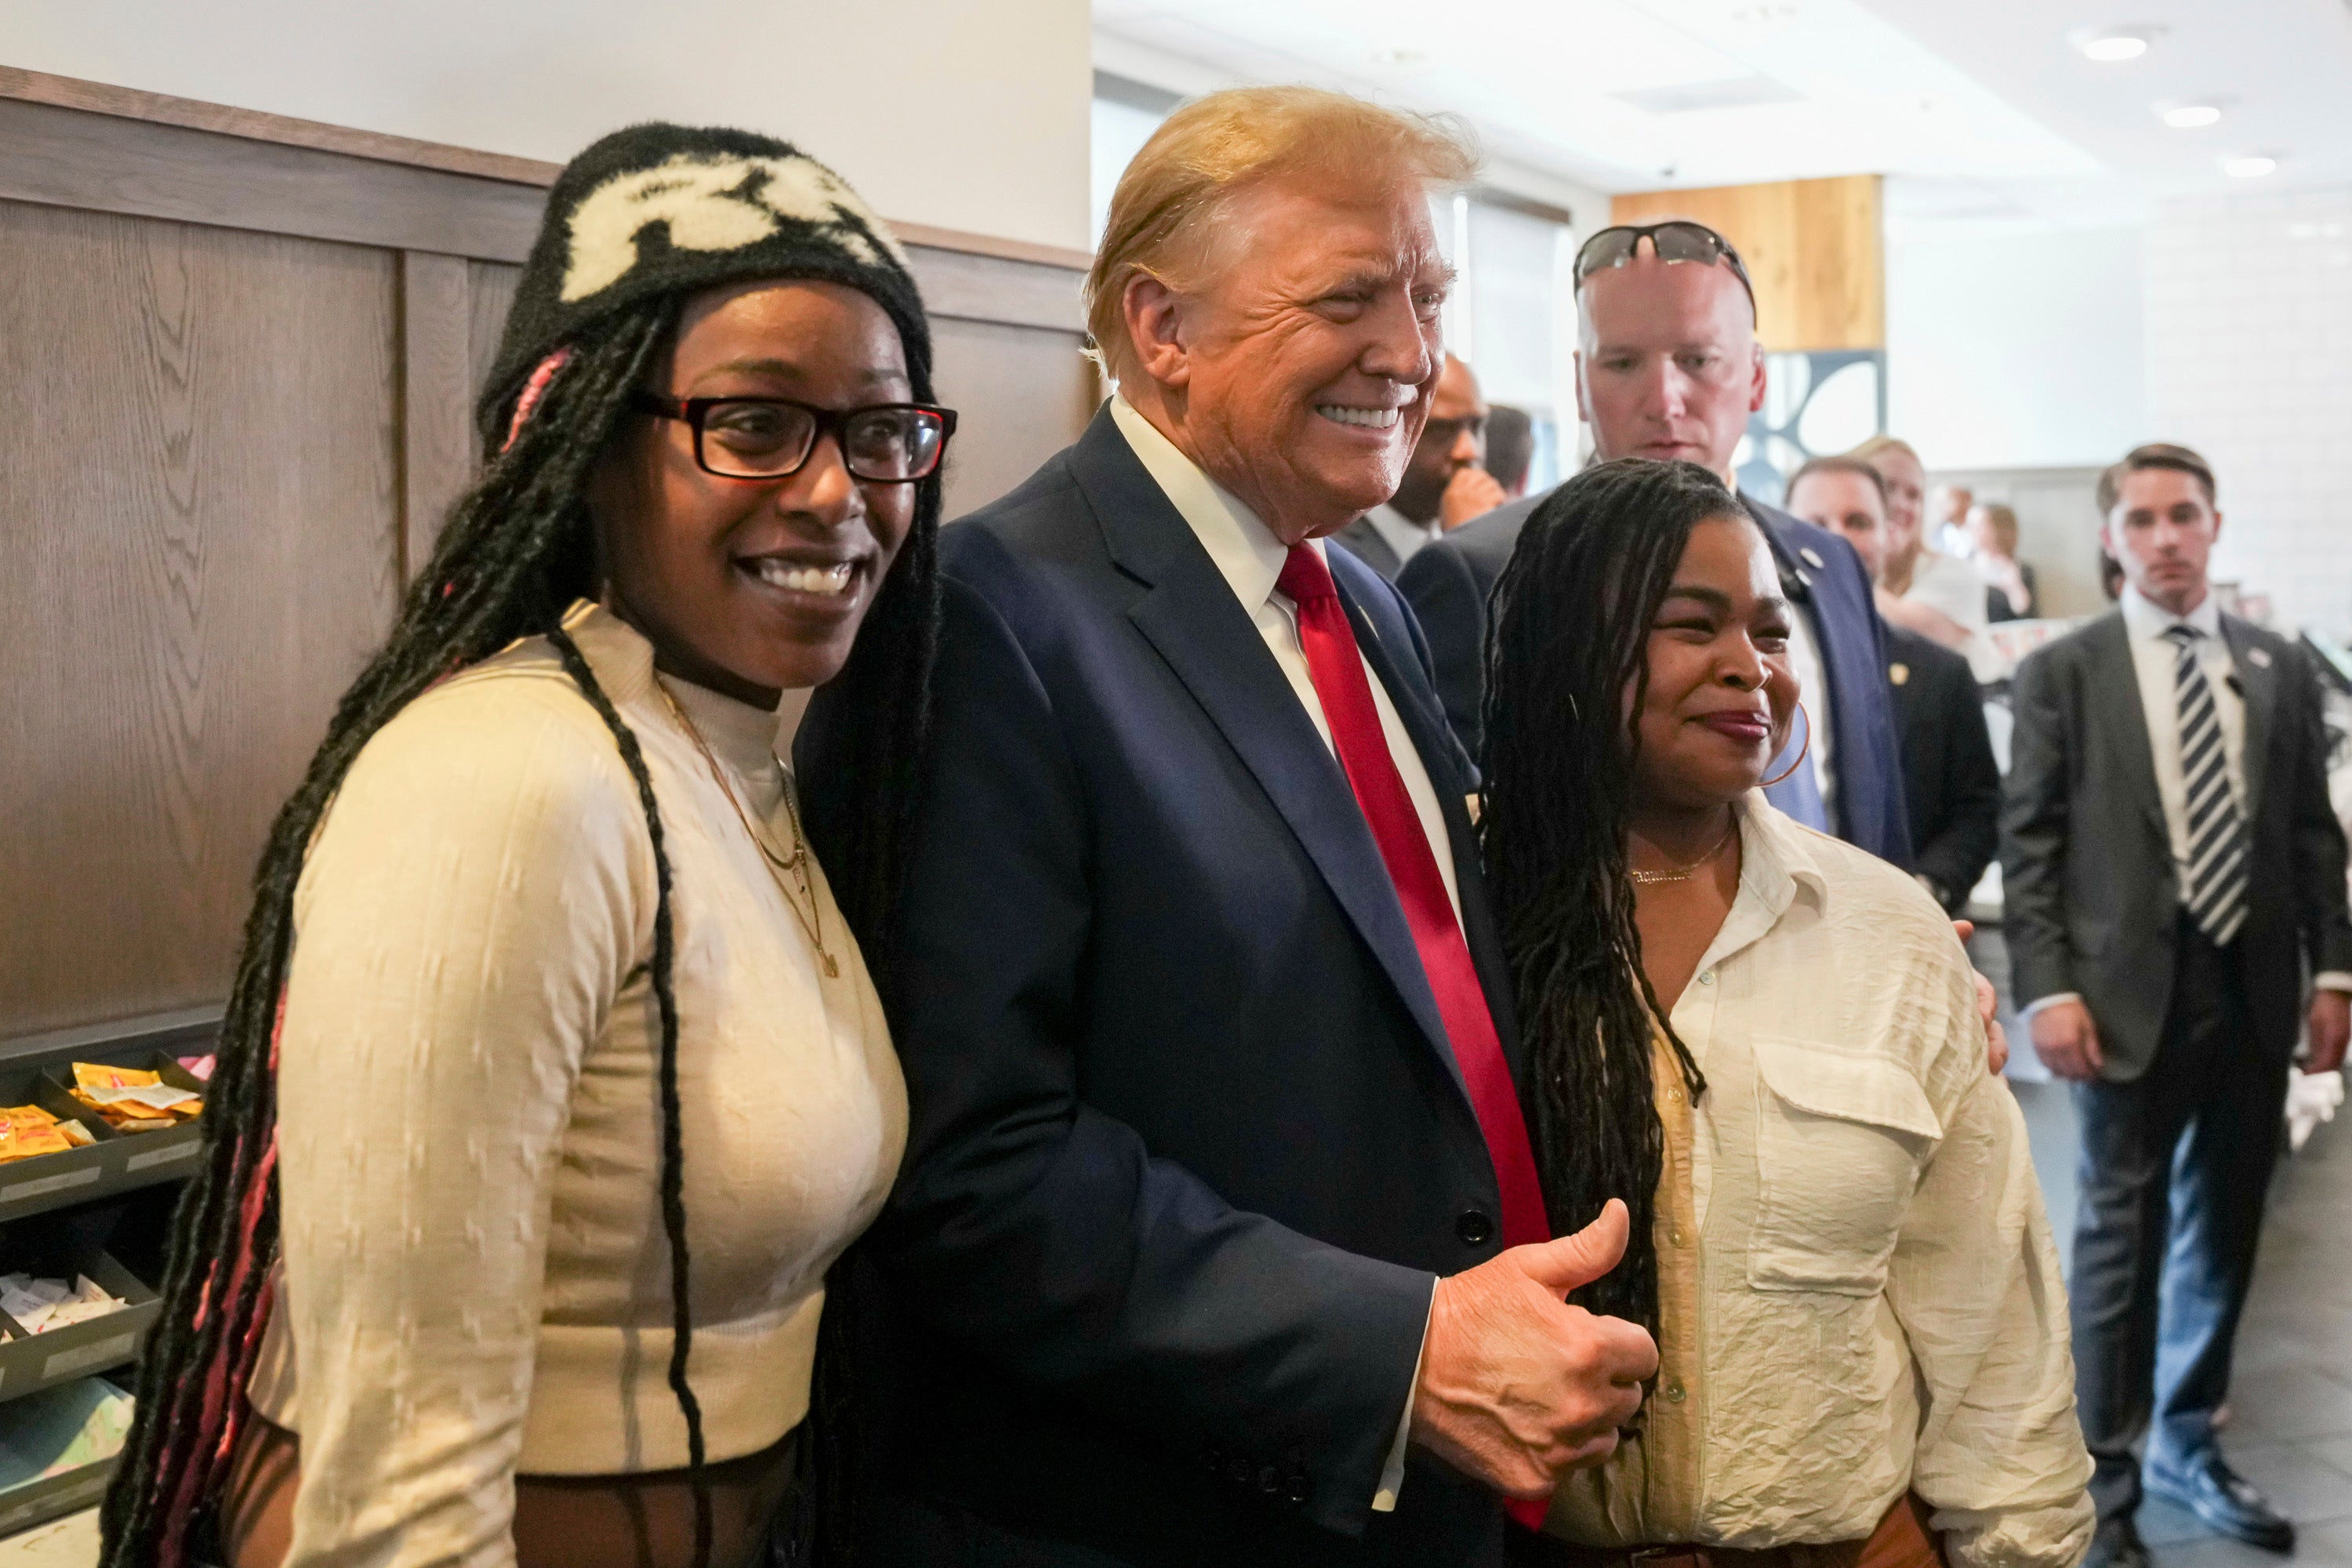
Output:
[{"xmin": 1746, "ymin": 1036, "xmax": 1942, "ymax": 1298}]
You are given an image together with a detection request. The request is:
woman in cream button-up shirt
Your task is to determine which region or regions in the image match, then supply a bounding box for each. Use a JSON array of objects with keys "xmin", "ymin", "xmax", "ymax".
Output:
[{"xmin": 1480, "ymin": 460, "xmax": 2091, "ymax": 1568}]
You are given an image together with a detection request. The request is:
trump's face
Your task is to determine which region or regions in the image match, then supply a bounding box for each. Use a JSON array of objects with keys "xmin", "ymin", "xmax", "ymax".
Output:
[{"xmin": 1127, "ymin": 174, "xmax": 1450, "ymax": 543}]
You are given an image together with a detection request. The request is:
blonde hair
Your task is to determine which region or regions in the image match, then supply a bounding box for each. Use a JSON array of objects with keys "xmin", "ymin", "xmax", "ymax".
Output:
[
  {"xmin": 1084, "ymin": 86, "xmax": 1478, "ymax": 381},
  {"xmin": 1849, "ymin": 434, "xmax": 1923, "ymax": 470}
]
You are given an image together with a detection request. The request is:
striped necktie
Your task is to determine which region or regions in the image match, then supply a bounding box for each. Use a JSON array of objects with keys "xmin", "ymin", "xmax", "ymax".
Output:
[{"xmin": 2166, "ymin": 624, "xmax": 2248, "ymax": 946}]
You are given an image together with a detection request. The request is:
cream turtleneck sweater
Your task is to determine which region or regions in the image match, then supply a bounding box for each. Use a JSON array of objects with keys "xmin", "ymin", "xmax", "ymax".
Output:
[{"xmin": 249, "ymin": 602, "xmax": 906, "ymax": 1566}]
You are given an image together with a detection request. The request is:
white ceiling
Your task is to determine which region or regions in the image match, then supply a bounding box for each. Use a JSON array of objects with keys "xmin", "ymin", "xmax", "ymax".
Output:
[{"xmin": 1094, "ymin": 0, "xmax": 2352, "ymax": 233}]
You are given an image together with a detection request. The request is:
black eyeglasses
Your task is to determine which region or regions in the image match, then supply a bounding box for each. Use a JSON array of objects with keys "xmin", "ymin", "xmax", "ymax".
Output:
[
  {"xmin": 1573, "ymin": 222, "xmax": 1756, "ymax": 310},
  {"xmin": 633, "ymin": 393, "xmax": 956, "ymax": 482}
]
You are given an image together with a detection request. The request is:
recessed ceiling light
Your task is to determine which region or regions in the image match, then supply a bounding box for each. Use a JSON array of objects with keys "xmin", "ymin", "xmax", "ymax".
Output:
[
  {"xmin": 2225, "ymin": 155, "xmax": 2278, "ymax": 178},
  {"xmin": 1730, "ymin": 4, "xmax": 1801, "ymax": 25},
  {"xmin": 2073, "ymin": 26, "xmax": 2164, "ymax": 62},
  {"xmin": 2160, "ymin": 101, "xmax": 2225, "ymax": 129}
]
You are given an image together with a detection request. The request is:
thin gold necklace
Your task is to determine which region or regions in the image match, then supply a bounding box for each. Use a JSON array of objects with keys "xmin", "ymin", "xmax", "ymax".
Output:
[
  {"xmin": 652, "ymin": 676, "xmax": 839, "ymax": 978},
  {"xmin": 1628, "ymin": 822, "xmax": 1737, "ymax": 886}
]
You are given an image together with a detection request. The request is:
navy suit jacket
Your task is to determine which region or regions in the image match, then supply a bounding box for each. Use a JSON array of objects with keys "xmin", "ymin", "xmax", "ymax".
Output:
[
  {"xmin": 1395, "ymin": 485, "xmax": 1912, "ymax": 866},
  {"xmin": 801, "ymin": 407, "xmax": 1519, "ymax": 1565}
]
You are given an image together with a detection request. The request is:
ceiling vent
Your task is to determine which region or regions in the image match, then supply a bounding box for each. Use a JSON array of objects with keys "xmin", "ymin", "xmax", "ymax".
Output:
[{"xmin": 1613, "ymin": 75, "xmax": 1803, "ymax": 115}]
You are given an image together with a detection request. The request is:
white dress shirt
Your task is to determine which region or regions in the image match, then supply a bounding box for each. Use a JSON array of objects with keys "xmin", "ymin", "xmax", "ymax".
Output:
[
  {"xmin": 1109, "ymin": 396, "xmax": 1446, "ymax": 1509},
  {"xmin": 2023, "ymin": 586, "xmax": 2350, "ymax": 1014},
  {"xmin": 1780, "ymin": 599, "xmax": 1839, "ymax": 832},
  {"xmin": 1550, "ymin": 797, "xmax": 2093, "ymax": 1568},
  {"xmin": 1360, "ymin": 503, "xmax": 1443, "ymax": 569}
]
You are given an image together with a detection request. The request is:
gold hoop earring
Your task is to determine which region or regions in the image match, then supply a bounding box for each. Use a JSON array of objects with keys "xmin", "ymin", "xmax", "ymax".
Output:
[{"xmin": 1759, "ymin": 702, "xmax": 1813, "ymax": 789}]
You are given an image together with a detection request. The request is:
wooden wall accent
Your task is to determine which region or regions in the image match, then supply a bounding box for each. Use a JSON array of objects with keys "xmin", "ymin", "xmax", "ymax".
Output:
[
  {"xmin": 0, "ymin": 68, "xmax": 1095, "ymax": 1042},
  {"xmin": 1610, "ymin": 175, "xmax": 1884, "ymax": 353}
]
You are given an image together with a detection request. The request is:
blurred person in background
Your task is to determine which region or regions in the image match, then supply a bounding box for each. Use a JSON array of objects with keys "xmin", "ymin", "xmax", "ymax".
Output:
[
  {"xmin": 1933, "ymin": 481, "xmax": 1975, "ymax": 554},
  {"xmin": 1483, "ymin": 404, "xmax": 1534, "ymax": 501},
  {"xmin": 1968, "ymin": 501, "xmax": 2036, "ymax": 622},
  {"xmin": 1855, "ymin": 436, "xmax": 1989, "ymax": 664},
  {"xmin": 2003, "ymin": 442, "xmax": 2352, "ymax": 1568},
  {"xmin": 1398, "ymin": 220, "xmax": 1911, "ymax": 869},
  {"xmin": 1334, "ymin": 352, "xmax": 1508, "ymax": 578},
  {"xmin": 1786, "ymin": 456, "xmax": 1998, "ymax": 916}
]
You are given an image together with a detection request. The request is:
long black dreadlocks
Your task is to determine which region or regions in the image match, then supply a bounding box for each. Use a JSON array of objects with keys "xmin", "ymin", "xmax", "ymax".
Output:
[
  {"xmin": 1477, "ymin": 456, "xmax": 1751, "ymax": 1337},
  {"xmin": 100, "ymin": 272, "xmax": 940, "ymax": 1566}
]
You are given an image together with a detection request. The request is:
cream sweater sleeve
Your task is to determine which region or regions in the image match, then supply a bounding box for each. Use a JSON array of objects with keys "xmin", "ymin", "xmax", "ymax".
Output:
[{"xmin": 274, "ymin": 675, "xmax": 653, "ymax": 1568}]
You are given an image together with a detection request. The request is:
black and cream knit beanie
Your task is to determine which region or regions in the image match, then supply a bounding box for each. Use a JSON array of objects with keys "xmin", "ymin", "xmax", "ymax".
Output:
[{"xmin": 477, "ymin": 122, "xmax": 931, "ymax": 447}]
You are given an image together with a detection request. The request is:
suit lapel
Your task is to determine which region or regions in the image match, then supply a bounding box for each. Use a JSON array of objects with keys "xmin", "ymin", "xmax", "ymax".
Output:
[
  {"xmin": 2219, "ymin": 615, "xmax": 2278, "ymax": 821},
  {"xmin": 2089, "ymin": 612, "xmax": 2169, "ymax": 842},
  {"xmin": 1073, "ymin": 412, "xmax": 1472, "ymax": 1107},
  {"xmin": 1341, "ymin": 582, "xmax": 1522, "ymax": 1074}
]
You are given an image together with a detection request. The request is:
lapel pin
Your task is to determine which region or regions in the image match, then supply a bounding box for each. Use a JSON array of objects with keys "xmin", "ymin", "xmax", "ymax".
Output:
[
  {"xmin": 1800, "ymin": 547, "xmax": 1825, "ymax": 569},
  {"xmin": 2249, "ymin": 647, "xmax": 2272, "ymax": 669},
  {"xmin": 1889, "ymin": 662, "xmax": 1910, "ymax": 686}
]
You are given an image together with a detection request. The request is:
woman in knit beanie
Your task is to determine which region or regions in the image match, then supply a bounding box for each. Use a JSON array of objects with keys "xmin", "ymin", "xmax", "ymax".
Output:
[{"xmin": 100, "ymin": 124, "xmax": 951, "ymax": 1568}]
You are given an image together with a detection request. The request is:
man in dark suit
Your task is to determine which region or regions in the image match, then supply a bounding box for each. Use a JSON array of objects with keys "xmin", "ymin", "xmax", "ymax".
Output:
[
  {"xmin": 2004, "ymin": 443, "xmax": 2352, "ymax": 1568},
  {"xmin": 1396, "ymin": 220, "xmax": 1910, "ymax": 866},
  {"xmin": 1785, "ymin": 456, "xmax": 1998, "ymax": 912},
  {"xmin": 1332, "ymin": 354, "xmax": 1507, "ymax": 580},
  {"xmin": 804, "ymin": 89, "xmax": 1654, "ymax": 1567}
]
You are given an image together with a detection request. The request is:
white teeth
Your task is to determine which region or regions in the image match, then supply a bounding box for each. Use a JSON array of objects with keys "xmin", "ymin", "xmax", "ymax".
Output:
[
  {"xmin": 1316, "ymin": 405, "xmax": 1400, "ymax": 430},
  {"xmin": 750, "ymin": 559, "xmax": 855, "ymax": 597}
]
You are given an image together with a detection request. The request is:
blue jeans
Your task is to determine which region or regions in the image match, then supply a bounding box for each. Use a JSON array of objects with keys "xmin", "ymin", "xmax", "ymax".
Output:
[{"xmin": 2067, "ymin": 920, "xmax": 2288, "ymax": 1522}]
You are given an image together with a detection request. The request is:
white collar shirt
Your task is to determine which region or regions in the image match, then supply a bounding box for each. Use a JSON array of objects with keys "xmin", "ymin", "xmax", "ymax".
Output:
[
  {"xmin": 1581, "ymin": 795, "xmax": 2093, "ymax": 1567},
  {"xmin": 2119, "ymin": 585, "xmax": 2246, "ymax": 873},
  {"xmin": 1361, "ymin": 503, "xmax": 1443, "ymax": 569},
  {"xmin": 1109, "ymin": 395, "xmax": 1461, "ymax": 922}
]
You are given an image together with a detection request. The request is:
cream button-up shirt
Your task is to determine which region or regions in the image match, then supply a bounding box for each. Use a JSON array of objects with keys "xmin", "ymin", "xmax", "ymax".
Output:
[{"xmin": 1548, "ymin": 797, "xmax": 2093, "ymax": 1568}]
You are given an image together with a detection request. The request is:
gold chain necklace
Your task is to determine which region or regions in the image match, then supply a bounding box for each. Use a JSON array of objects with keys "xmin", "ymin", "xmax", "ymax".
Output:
[
  {"xmin": 652, "ymin": 677, "xmax": 839, "ymax": 978},
  {"xmin": 1628, "ymin": 823, "xmax": 1737, "ymax": 886}
]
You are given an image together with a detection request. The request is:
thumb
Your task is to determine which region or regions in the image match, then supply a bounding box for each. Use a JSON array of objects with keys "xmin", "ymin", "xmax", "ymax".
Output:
[
  {"xmin": 1512, "ymin": 1199, "xmax": 1630, "ymax": 1296},
  {"xmin": 2081, "ymin": 1014, "xmax": 2104, "ymax": 1069}
]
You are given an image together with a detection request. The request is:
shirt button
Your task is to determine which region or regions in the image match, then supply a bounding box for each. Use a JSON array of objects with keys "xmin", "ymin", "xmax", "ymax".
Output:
[
  {"xmin": 1668, "ymin": 1224, "xmax": 1687, "ymax": 1247},
  {"xmin": 1455, "ymin": 1209, "xmax": 1495, "ymax": 1247},
  {"xmin": 1697, "ymin": 970, "xmax": 1715, "ymax": 986},
  {"xmin": 1667, "ymin": 1086, "xmax": 1684, "ymax": 1103},
  {"xmin": 1665, "ymin": 1380, "xmax": 1686, "ymax": 1404}
]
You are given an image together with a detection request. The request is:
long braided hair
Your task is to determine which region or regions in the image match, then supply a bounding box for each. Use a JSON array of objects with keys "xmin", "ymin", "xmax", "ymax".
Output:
[
  {"xmin": 99, "ymin": 274, "xmax": 941, "ymax": 1566},
  {"xmin": 1478, "ymin": 457, "xmax": 1749, "ymax": 1336}
]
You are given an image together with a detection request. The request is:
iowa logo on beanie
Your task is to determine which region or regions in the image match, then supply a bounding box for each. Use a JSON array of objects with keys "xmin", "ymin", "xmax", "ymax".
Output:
[{"xmin": 561, "ymin": 151, "xmax": 909, "ymax": 303}]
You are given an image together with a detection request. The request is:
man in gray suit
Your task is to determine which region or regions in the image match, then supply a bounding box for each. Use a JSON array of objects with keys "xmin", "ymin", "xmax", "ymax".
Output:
[
  {"xmin": 2004, "ymin": 442, "xmax": 2352, "ymax": 1568},
  {"xmin": 1331, "ymin": 354, "xmax": 1504, "ymax": 578}
]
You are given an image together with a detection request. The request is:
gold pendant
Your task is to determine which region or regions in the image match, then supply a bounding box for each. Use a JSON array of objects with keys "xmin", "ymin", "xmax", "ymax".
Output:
[{"xmin": 822, "ymin": 954, "xmax": 840, "ymax": 978}]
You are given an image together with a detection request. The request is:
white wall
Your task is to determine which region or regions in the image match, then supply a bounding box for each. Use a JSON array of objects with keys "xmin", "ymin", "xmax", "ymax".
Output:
[
  {"xmin": 1886, "ymin": 223, "xmax": 2147, "ymax": 471},
  {"xmin": 1, "ymin": 0, "xmax": 1094, "ymax": 251},
  {"xmin": 2145, "ymin": 186, "xmax": 2352, "ymax": 639}
]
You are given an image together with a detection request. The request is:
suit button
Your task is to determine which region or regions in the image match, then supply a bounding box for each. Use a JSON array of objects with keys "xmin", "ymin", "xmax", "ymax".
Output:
[
  {"xmin": 1228, "ymin": 1456, "xmax": 1253, "ymax": 1487},
  {"xmin": 1258, "ymin": 1464, "xmax": 1281, "ymax": 1495},
  {"xmin": 1456, "ymin": 1209, "xmax": 1495, "ymax": 1247},
  {"xmin": 1287, "ymin": 1471, "xmax": 1312, "ymax": 1505},
  {"xmin": 1204, "ymin": 1443, "xmax": 1226, "ymax": 1475}
]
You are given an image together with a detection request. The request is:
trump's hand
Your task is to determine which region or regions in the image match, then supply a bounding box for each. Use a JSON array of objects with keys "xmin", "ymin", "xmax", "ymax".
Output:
[
  {"xmin": 1410, "ymin": 1200, "xmax": 1657, "ymax": 1500},
  {"xmin": 1439, "ymin": 466, "xmax": 1509, "ymax": 530},
  {"xmin": 2031, "ymin": 999, "xmax": 2105, "ymax": 1081}
]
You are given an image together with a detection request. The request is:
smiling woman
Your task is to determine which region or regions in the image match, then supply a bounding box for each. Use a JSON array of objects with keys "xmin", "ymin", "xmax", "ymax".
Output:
[
  {"xmin": 1480, "ymin": 459, "xmax": 2091, "ymax": 1568},
  {"xmin": 99, "ymin": 124, "xmax": 946, "ymax": 1568}
]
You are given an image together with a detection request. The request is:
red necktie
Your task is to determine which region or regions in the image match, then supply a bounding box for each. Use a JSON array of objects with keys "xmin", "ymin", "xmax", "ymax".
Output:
[{"xmin": 1276, "ymin": 546, "xmax": 1553, "ymax": 1529}]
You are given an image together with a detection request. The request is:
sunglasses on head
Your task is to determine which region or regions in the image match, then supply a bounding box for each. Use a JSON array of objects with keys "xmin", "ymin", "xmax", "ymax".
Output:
[{"xmin": 1573, "ymin": 221, "xmax": 1756, "ymax": 310}]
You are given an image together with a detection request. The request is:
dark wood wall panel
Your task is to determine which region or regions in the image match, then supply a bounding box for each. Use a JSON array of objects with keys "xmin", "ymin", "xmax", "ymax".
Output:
[
  {"xmin": 0, "ymin": 74, "xmax": 1092, "ymax": 1047},
  {"xmin": 931, "ymin": 317, "xmax": 1096, "ymax": 519},
  {"xmin": 0, "ymin": 199, "xmax": 401, "ymax": 1036}
]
